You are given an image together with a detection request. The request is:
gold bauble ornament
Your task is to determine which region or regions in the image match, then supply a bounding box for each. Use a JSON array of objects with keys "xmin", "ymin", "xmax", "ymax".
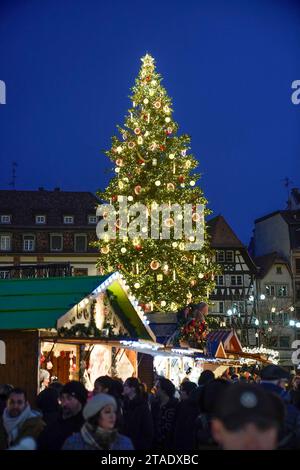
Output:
[{"xmin": 150, "ymin": 260, "xmax": 160, "ymax": 270}]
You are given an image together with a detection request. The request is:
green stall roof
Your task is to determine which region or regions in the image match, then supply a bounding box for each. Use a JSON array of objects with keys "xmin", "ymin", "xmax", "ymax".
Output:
[
  {"xmin": 0, "ymin": 275, "xmax": 154, "ymax": 341},
  {"xmin": 0, "ymin": 275, "xmax": 109, "ymax": 330}
]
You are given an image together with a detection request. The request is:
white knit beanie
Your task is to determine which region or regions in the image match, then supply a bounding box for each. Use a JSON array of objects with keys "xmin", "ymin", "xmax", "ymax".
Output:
[{"xmin": 83, "ymin": 393, "xmax": 117, "ymax": 420}]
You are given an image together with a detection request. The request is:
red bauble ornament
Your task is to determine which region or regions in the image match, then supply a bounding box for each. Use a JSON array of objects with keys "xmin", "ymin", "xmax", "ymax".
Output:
[
  {"xmin": 135, "ymin": 245, "xmax": 142, "ymax": 251},
  {"xmin": 138, "ymin": 159, "xmax": 144, "ymax": 165},
  {"xmin": 160, "ymin": 145, "xmax": 165, "ymax": 151},
  {"xmin": 117, "ymin": 264, "xmax": 123, "ymax": 269},
  {"xmin": 146, "ymin": 75, "xmax": 151, "ymax": 81},
  {"xmin": 178, "ymin": 175, "xmax": 185, "ymax": 183},
  {"xmin": 112, "ymin": 195, "xmax": 118, "ymax": 202}
]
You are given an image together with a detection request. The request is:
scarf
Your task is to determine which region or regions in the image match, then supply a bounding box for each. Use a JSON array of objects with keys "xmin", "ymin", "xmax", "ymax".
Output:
[
  {"xmin": 81, "ymin": 422, "xmax": 117, "ymax": 450},
  {"xmin": 3, "ymin": 405, "xmax": 35, "ymax": 445}
]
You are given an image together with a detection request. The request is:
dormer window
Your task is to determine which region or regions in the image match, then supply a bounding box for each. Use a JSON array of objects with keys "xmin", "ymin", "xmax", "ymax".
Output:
[
  {"xmin": 64, "ymin": 215, "xmax": 74, "ymax": 224},
  {"xmin": 35, "ymin": 215, "xmax": 46, "ymax": 224},
  {"xmin": 1, "ymin": 215, "xmax": 11, "ymax": 224},
  {"xmin": 88, "ymin": 215, "xmax": 97, "ymax": 224}
]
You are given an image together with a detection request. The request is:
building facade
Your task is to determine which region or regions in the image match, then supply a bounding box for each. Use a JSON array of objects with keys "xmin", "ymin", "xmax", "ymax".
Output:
[
  {"xmin": 251, "ymin": 191, "xmax": 300, "ymax": 367},
  {"xmin": 254, "ymin": 252, "xmax": 296, "ymax": 366},
  {"xmin": 0, "ymin": 188, "xmax": 100, "ymax": 277},
  {"xmin": 207, "ymin": 215, "xmax": 257, "ymax": 345}
]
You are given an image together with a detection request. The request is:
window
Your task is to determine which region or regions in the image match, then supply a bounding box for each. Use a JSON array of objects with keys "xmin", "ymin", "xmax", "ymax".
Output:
[
  {"xmin": 216, "ymin": 275, "xmax": 224, "ymax": 286},
  {"xmin": 226, "ymin": 251, "xmax": 234, "ymax": 262},
  {"xmin": 296, "ymin": 282, "xmax": 300, "ymax": 301},
  {"xmin": 279, "ymin": 336, "xmax": 290, "ymax": 349},
  {"xmin": 216, "ymin": 251, "xmax": 225, "ymax": 262},
  {"xmin": 296, "ymin": 259, "xmax": 300, "ymax": 275},
  {"xmin": 231, "ymin": 275, "xmax": 242, "ymax": 286},
  {"xmin": 64, "ymin": 216, "xmax": 74, "ymax": 224},
  {"xmin": 236, "ymin": 301, "xmax": 245, "ymax": 314},
  {"xmin": 74, "ymin": 268, "xmax": 88, "ymax": 276},
  {"xmin": 35, "ymin": 215, "xmax": 46, "ymax": 224},
  {"xmin": 1, "ymin": 215, "xmax": 11, "ymax": 224},
  {"xmin": 88, "ymin": 215, "xmax": 97, "ymax": 224},
  {"xmin": 276, "ymin": 266, "xmax": 282, "ymax": 275},
  {"xmin": 0, "ymin": 234, "xmax": 11, "ymax": 251},
  {"xmin": 75, "ymin": 235, "xmax": 87, "ymax": 252},
  {"xmin": 219, "ymin": 302, "xmax": 224, "ymax": 314},
  {"xmin": 271, "ymin": 312, "xmax": 276, "ymax": 322},
  {"xmin": 265, "ymin": 285, "xmax": 276, "ymax": 297},
  {"xmin": 50, "ymin": 234, "xmax": 63, "ymax": 252},
  {"xmin": 0, "ymin": 270, "xmax": 9, "ymax": 279},
  {"xmin": 277, "ymin": 285, "xmax": 288, "ymax": 297},
  {"xmin": 270, "ymin": 337, "xmax": 278, "ymax": 347},
  {"xmin": 23, "ymin": 235, "xmax": 35, "ymax": 252}
]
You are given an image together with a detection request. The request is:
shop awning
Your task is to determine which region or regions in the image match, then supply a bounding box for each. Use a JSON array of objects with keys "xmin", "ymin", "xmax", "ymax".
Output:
[
  {"xmin": 0, "ymin": 273, "xmax": 155, "ymax": 341},
  {"xmin": 0, "ymin": 275, "xmax": 109, "ymax": 329}
]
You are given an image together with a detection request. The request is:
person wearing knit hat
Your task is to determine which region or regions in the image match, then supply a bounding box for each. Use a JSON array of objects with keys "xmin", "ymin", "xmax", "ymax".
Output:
[
  {"xmin": 62, "ymin": 393, "xmax": 134, "ymax": 450},
  {"xmin": 60, "ymin": 381, "xmax": 88, "ymax": 410},
  {"xmin": 37, "ymin": 381, "xmax": 88, "ymax": 450}
]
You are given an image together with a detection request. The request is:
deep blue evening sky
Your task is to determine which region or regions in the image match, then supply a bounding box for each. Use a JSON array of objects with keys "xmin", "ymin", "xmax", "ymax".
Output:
[{"xmin": 0, "ymin": 0, "xmax": 299, "ymax": 244}]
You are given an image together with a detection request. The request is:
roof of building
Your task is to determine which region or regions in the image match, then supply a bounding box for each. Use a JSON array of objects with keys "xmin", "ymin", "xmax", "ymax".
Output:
[
  {"xmin": 0, "ymin": 275, "xmax": 154, "ymax": 341},
  {"xmin": 291, "ymin": 188, "xmax": 300, "ymax": 205},
  {"xmin": 254, "ymin": 252, "xmax": 291, "ymax": 278},
  {"xmin": 206, "ymin": 329, "xmax": 242, "ymax": 356},
  {"xmin": 0, "ymin": 189, "xmax": 100, "ymax": 227},
  {"xmin": 147, "ymin": 312, "xmax": 178, "ymax": 344},
  {"xmin": 207, "ymin": 215, "xmax": 244, "ymax": 248},
  {"xmin": 255, "ymin": 210, "xmax": 300, "ymax": 225},
  {"xmin": 207, "ymin": 215, "xmax": 257, "ymax": 273}
]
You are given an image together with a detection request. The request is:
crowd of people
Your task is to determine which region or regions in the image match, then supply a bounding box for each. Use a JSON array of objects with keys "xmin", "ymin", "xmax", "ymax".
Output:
[{"xmin": 1, "ymin": 364, "xmax": 300, "ymax": 451}]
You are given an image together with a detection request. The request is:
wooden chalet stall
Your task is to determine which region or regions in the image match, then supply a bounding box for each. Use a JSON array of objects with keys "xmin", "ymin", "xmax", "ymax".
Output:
[
  {"xmin": 0, "ymin": 272, "xmax": 159, "ymax": 404},
  {"xmin": 149, "ymin": 328, "xmax": 275, "ymax": 386}
]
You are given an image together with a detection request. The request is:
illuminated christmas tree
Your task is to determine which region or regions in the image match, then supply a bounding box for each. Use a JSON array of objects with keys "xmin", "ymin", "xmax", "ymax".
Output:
[{"xmin": 95, "ymin": 54, "xmax": 217, "ymax": 313}]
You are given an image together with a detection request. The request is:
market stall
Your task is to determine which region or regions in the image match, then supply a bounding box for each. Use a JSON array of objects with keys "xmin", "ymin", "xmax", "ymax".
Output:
[{"xmin": 0, "ymin": 272, "xmax": 161, "ymax": 401}]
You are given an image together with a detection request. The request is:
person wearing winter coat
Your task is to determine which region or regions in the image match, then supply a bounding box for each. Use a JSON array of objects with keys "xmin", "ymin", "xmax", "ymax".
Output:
[
  {"xmin": 122, "ymin": 377, "xmax": 154, "ymax": 450},
  {"xmin": 62, "ymin": 393, "xmax": 133, "ymax": 450},
  {"xmin": 173, "ymin": 380, "xmax": 199, "ymax": 450},
  {"xmin": 37, "ymin": 380, "xmax": 88, "ymax": 450},
  {"xmin": 36, "ymin": 387, "xmax": 61, "ymax": 427},
  {"xmin": 259, "ymin": 365, "xmax": 300, "ymax": 449},
  {"xmin": 0, "ymin": 388, "xmax": 45, "ymax": 450},
  {"xmin": 0, "ymin": 384, "xmax": 13, "ymax": 417},
  {"xmin": 151, "ymin": 377, "xmax": 178, "ymax": 451}
]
